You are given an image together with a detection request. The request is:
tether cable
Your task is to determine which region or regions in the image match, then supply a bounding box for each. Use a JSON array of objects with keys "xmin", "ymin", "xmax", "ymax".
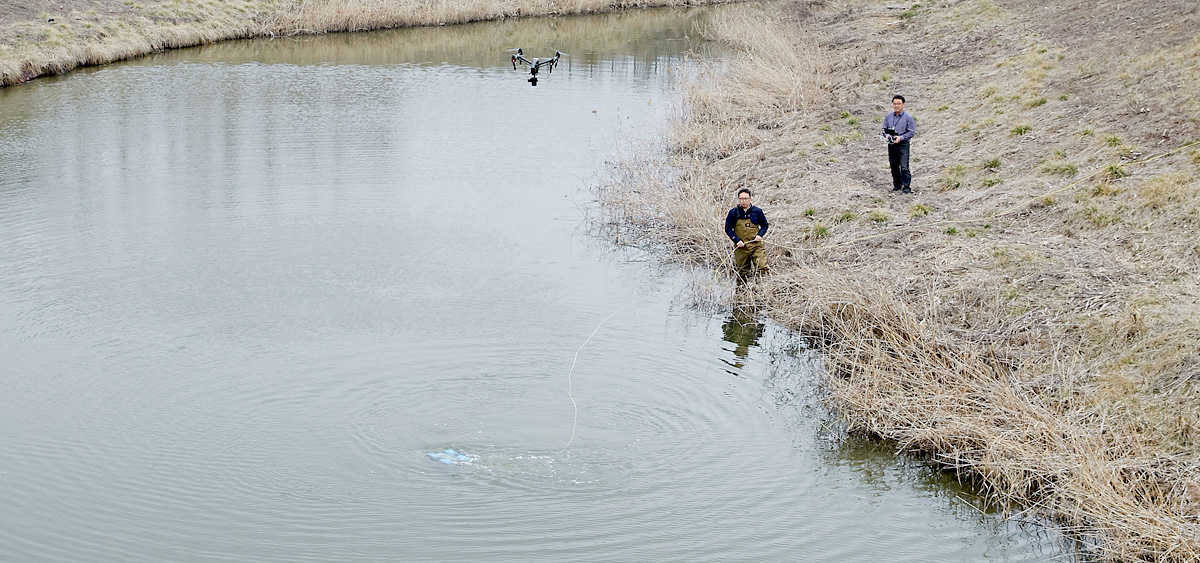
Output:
[
  {"xmin": 556, "ymin": 140, "xmax": 1198, "ymax": 454},
  {"xmin": 557, "ymin": 136, "xmax": 1196, "ymax": 452},
  {"xmin": 557, "ymin": 291, "xmax": 661, "ymax": 454},
  {"xmin": 558, "ymin": 249, "xmax": 737, "ymax": 454},
  {"xmin": 754, "ymin": 138, "xmax": 1200, "ymax": 255}
]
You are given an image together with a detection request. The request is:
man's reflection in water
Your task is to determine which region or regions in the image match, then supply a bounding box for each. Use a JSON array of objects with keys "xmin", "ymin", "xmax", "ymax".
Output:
[{"xmin": 720, "ymin": 307, "xmax": 763, "ymax": 372}]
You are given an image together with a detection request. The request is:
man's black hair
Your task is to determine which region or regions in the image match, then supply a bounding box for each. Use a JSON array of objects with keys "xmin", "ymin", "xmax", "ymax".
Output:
[
  {"xmin": 892, "ymin": 95, "xmax": 905, "ymax": 103},
  {"xmin": 737, "ymin": 188, "xmax": 752, "ymax": 197}
]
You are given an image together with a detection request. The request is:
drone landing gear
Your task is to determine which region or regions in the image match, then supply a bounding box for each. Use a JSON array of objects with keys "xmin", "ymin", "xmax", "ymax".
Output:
[{"xmin": 509, "ymin": 48, "xmax": 565, "ymax": 86}]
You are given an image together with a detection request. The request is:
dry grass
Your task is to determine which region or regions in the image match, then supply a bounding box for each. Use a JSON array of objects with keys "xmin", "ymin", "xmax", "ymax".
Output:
[
  {"xmin": 0, "ymin": 0, "xmax": 283, "ymax": 85},
  {"xmin": 265, "ymin": 0, "xmax": 716, "ymax": 34},
  {"xmin": 0, "ymin": 0, "xmax": 733, "ymax": 86},
  {"xmin": 597, "ymin": 0, "xmax": 1200, "ymax": 560},
  {"xmin": 761, "ymin": 269, "xmax": 1200, "ymax": 561}
]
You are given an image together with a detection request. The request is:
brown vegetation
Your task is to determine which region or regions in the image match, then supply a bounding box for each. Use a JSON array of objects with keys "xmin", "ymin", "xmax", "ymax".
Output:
[
  {"xmin": 598, "ymin": 0, "xmax": 1200, "ymax": 560},
  {"xmin": 5, "ymin": 0, "xmax": 1198, "ymax": 558},
  {"xmin": 0, "ymin": 0, "xmax": 730, "ymax": 86}
]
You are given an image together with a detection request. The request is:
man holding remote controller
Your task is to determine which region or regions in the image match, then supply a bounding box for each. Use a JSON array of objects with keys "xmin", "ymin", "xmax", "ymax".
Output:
[{"xmin": 883, "ymin": 95, "xmax": 916, "ymax": 194}]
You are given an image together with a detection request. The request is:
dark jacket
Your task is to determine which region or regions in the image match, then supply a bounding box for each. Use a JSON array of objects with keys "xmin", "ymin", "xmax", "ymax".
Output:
[{"xmin": 725, "ymin": 205, "xmax": 769, "ymax": 243}]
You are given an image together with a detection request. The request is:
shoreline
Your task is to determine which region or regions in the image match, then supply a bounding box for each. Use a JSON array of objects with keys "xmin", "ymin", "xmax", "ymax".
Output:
[
  {"xmin": 598, "ymin": 1, "xmax": 1199, "ymax": 560},
  {"xmin": 0, "ymin": 0, "xmax": 733, "ymax": 87},
  {"xmin": 4, "ymin": 0, "xmax": 1198, "ymax": 560}
]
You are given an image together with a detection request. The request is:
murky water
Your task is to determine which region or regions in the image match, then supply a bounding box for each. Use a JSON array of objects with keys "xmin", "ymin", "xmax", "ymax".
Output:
[{"xmin": 0, "ymin": 7, "xmax": 1069, "ymax": 562}]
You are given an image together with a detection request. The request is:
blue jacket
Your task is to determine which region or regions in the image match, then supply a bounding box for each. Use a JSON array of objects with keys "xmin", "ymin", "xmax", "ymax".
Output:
[{"xmin": 725, "ymin": 205, "xmax": 769, "ymax": 243}]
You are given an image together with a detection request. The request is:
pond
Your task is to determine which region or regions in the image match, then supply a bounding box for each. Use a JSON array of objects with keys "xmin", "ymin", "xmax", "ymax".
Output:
[{"xmin": 0, "ymin": 6, "xmax": 1069, "ymax": 561}]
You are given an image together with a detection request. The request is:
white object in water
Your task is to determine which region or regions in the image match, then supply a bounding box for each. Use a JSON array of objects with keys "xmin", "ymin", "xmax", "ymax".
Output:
[{"xmin": 426, "ymin": 448, "xmax": 472, "ymax": 465}]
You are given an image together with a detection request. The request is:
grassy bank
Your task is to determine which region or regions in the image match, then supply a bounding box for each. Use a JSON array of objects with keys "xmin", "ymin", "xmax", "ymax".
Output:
[
  {"xmin": 599, "ymin": 0, "xmax": 1200, "ymax": 560},
  {"xmin": 0, "ymin": 0, "xmax": 729, "ymax": 87}
]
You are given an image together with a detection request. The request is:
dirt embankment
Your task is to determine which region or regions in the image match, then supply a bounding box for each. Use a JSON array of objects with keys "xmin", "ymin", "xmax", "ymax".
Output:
[
  {"xmin": 599, "ymin": 0, "xmax": 1199, "ymax": 560},
  {"xmin": 0, "ymin": 0, "xmax": 730, "ymax": 86}
]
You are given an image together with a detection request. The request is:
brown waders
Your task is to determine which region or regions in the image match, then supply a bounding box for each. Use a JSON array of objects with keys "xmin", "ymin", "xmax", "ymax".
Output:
[{"xmin": 732, "ymin": 217, "xmax": 767, "ymax": 279}]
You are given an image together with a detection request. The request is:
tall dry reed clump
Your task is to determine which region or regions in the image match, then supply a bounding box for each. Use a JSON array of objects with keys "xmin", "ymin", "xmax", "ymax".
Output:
[
  {"xmin": 597, "ymin": 1, "xmax": 1200, "ymax": 560},
  {"xmin": 0, "ymin": 0, "xmax": 731, "ymax": 87},
  {"xmin": 598, "ymin": 3, "xmax": 826, "ymax": 257}
]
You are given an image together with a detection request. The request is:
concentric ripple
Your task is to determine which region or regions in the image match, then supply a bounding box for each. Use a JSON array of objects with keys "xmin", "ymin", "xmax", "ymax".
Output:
[{"xmin": 0, "ymin": 9, "xmax": 1069, "ymax": 563}]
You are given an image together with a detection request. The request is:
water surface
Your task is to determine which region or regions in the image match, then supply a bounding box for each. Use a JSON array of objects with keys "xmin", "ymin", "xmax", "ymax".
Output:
[{"xmin": 0, "ymin": 8, "xmax": 1067, "ymax": 562}]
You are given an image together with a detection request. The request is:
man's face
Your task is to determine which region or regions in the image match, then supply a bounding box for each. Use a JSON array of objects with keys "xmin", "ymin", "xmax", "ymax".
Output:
[
  {"xmin": 892, "ymin": 98, "xmax": 905, "ymax": 114},
  {"xmin": 738, "ymin": 193, "xmax": 752, "ymax": 209}
]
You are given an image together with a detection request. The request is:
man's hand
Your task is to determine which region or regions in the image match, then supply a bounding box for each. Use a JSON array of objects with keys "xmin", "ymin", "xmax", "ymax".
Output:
[
  {"xmin": 736, "ymin": 240, "xmax": 745, "ymax": 248},
  {"xmin": 752, "ymin": 235, "xmax": 762, "ymax": 243}
]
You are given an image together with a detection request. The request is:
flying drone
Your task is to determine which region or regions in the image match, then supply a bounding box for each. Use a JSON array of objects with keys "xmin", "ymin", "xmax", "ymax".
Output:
[{"xmin": 508, "ymin": 48, "xmax": 567, "ymax": 85}]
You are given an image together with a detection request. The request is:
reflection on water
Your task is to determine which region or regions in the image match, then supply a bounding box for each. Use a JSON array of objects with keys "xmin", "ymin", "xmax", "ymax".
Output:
[
  {"xmin": 0, "ymin": 5, "xmax": 1072, "ymax": 562},
  {"xmin": 108, "ymin": 7, "xmax": 723, "ymax": 73},
  {"xmin": 721, "ymin": 306, "xmax": 764, "ymax": 370}
]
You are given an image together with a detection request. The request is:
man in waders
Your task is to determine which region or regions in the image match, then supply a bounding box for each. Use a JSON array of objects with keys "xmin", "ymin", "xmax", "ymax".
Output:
[{"xmin": 725, "ymin": 188, "xmax": 769, "ymax": 280}]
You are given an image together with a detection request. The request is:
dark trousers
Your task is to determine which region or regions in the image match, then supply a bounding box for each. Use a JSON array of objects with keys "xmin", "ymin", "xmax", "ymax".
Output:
[{"xmin": 888, "ymin": 141, "xmax": 911, "ymax": 190}]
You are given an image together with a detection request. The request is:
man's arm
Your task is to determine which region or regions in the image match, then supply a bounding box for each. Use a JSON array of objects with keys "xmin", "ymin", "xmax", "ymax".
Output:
[
  {"xmin": 898, "ymin": 113, "xmax": 916, "ymax": 142},
  {"xmin": 755, "ymin": 208, "xmax": 769, "ymax": 238},
  {"xmin": 725, "ymin": 209, "xmax": 740, "ymax": 243}
]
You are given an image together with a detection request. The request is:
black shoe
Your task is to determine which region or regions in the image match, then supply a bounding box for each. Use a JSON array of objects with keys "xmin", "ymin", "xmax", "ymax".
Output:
[
  {"xmin": 902, "ymin": 187, "xmax": 911, "ymax": 194},
  {"xmin": 892, "ymin": 187, "xmax": 901, "ymax": 192}
]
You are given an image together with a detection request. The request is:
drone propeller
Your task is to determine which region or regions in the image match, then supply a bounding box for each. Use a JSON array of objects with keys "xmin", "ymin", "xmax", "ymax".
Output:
[{"xmin": 505, "ymin": 48, "xmax": 523, "ymax": 53}]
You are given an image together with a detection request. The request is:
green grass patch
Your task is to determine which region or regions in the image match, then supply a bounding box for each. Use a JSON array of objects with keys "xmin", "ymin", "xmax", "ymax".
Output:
[
  {"xmin": 1041, "ymin": 161, "xmax": 1078, "ymax": 176},
  {"xmin": 936, "ymin": 164, "xmax": 968, "ymax": 191},
  {"xmin": 1011, "ymin": 123, "xmax": 1032, "ymax": 135},
  {"xmin": 1082, "ymin": 205, "xmax": 1120, "ymax": 227}
]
